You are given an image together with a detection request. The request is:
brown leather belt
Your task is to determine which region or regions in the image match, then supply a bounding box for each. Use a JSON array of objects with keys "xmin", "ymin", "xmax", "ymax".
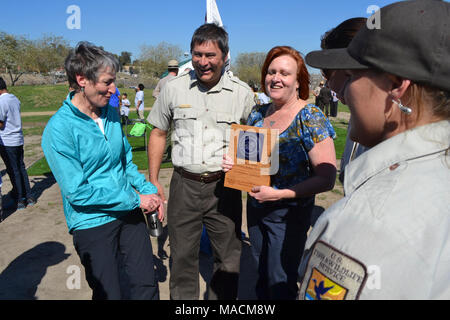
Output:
[{"xmin": 174, "ymin": 167, "xmax": 224, "ymax": 184}]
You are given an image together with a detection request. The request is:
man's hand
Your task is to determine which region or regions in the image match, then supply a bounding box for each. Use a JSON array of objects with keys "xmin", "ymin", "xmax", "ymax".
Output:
[{"xmin": 148, "ymin": 127, "xmax": 168, "ymax": 209}]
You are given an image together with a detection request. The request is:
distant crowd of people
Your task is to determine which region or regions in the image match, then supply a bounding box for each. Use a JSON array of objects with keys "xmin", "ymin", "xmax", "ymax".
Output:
[
  {"xmin": 313, "ymin": 81, "xmax": 339, "ymax": 118},
  {"xmin": 1, "ymin": 0, "xmax": 447, "ymax": 301}
]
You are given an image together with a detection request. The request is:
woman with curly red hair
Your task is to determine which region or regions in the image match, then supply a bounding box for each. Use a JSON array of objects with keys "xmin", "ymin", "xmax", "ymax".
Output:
[{"xmin": 224, "ymin": 46, "xmax": 337, "ymax": 299}]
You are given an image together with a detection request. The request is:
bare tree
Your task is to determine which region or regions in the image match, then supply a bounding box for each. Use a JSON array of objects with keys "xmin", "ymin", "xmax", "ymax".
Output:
[
  {"xmin": 0, "ymin": 32, "xmax": 70, "ymax": 85},
  {"xmin": 139, "ymin": 42, "xmax": 183, "ymax": 77},
  {"xmin": 28, "ymin": 35, "xmax": 71, "ymax": 74},
  {"xmin": 0, "ymin": 32, "xmax": 30, "ymax": 86},
  {"xmin": 233, "ymin": 52, "xmax": 267, "ymax": 88}
]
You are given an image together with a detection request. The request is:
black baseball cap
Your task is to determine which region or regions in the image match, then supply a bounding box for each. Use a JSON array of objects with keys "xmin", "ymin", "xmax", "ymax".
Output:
[{"xmin": 306, "ymin": 0, "xmax": 450, "ymax": 92}]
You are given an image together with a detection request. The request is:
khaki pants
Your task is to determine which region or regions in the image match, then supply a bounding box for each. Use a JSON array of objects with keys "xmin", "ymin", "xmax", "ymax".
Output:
[
  {"xmin": 167, "ymin": 170, "xmax": 242, "ymax": 300},
  {"xmin": 137, "ymin": 109, "xmax": 145, "ymax": 120}
]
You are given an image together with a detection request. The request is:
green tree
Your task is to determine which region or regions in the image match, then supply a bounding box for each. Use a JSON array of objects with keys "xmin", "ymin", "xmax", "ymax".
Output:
[{"xmin": 119, "ymin": 51, "xmax": 132, "ymax": 70}]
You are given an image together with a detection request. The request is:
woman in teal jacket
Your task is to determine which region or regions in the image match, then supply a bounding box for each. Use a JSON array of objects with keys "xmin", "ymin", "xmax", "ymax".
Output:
[{"xmin": 42, "ymin": 42, "xmax": 162, "ymax": 300}]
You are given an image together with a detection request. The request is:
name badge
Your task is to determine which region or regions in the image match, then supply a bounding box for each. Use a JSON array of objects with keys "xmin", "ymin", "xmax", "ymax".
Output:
[
  {"xmin": 299, "ymin": 241, "xmax": 368, "ymax": 300},
  {"xmin": 178, "ymin": 104, "xmax": 192, "ymax": 108}
]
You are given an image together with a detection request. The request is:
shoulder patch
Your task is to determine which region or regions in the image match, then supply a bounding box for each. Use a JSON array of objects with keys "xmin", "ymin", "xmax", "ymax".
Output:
[{"xmin": 299, "ymin": 241, "xmax": 368, "ymax": 300}]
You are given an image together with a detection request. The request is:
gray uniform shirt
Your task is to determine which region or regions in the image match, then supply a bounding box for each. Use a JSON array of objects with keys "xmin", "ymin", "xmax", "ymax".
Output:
[
  {"xmin": 299, "ymin": 120, "xmax": 450, "ymax": 300},
  {"xmin": 147, "ymin": 70, "xmax": 255, "ymax": 173},
  {"xmin": 0, "ymin": 93, "xmax": 24, "ymax": 146}
]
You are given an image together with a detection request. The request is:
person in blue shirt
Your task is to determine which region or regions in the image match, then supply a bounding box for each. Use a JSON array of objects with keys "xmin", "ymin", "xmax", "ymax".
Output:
[
  {"xmin": 42, "ymin": 42, "xmax": 162, "ymax": 300},
  {"xmin": 108, "ymin": 87, "xmax": 121, "ymax": 117}
]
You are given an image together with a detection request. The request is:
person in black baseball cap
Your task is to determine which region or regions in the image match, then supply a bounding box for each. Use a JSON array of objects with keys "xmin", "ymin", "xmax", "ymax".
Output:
[
  {"xmin": 307, "ymin": 0, "xmax": 450, "ymax": 92},
  {"xmin": 306, "ymin": 0, "xmax": 449, "ymax": 148},
  {"xmin": 299, "ymin": 0, "xmax": 450, "ymax": 300},
  {"xmin": 314, "ymin": 17, "xmax": 369, "ymax": 184}
]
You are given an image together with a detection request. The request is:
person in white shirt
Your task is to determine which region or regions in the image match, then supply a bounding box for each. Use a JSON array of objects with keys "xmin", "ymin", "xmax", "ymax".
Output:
[
  {"xmin": 329, "ymin": 90, "xmax": 338, "ymax": 117},
  {"xmin": 257, "ymin": 91, "xmax": 270, "ymax": 105},
  {"xmin": 135, "ymin": 83, "xmax": 145, "ymax": 119},
  {"xmin": 120, "ymin": 93, "xmax": 131, "ymax": 125}
]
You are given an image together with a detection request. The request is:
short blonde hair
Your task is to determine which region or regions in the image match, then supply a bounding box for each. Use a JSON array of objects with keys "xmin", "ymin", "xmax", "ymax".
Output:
[{"xmin": 403, "ymin": 83, "xmax": 450, "ymax": 124}]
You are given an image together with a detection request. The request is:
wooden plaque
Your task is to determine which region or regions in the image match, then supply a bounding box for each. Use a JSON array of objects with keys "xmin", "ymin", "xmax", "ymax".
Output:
[{"xmin": 224, "ymin": 124, "xmax": 277, "ymax": 193}]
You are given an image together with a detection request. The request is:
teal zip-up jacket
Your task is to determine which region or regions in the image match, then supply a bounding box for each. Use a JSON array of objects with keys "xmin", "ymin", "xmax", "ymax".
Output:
[{"xmin": 42, "ymin": 93, "xmax": 157, "ymax": 233}]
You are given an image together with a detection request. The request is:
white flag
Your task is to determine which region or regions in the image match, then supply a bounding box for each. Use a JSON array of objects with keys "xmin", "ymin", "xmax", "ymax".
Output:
[
  {"xmin": 205, "ymin": 0, "xmax": 231, "ymax": 73},
  {"xmin": 206, "ymin": 0, "xmax": 223, "ymax": 26}
]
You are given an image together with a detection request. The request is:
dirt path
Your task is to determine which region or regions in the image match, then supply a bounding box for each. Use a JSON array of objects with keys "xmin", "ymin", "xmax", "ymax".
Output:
[{"xmin": 0, "ymin": 113, "xmax": 346, "ymax": 300}]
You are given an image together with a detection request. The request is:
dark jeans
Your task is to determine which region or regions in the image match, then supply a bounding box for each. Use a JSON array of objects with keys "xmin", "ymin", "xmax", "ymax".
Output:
[
  {"xmin": 72, "ymin": 210, "xmax": 159, "ymax": 300},
  {"xmin": 247, "ymin": 199, "xmax": 313, "ymax": 300},
  {"xmin": 330, "ymin": 100, "xmax": 338, "ymax": 117},
  {"xmin": 167, "ymin": 170, "xmax": 242, "ymax": 300},
  {"xmin": 0, "ymin": 186, "xmax": 2, "ymax": 221},
  {"xmin": 324, "ymin": 102, "xmax": 330, "ymax": 117},
  {"xmin": 317, "ymin": 101, "xmax": 330, "ymax": 117},
  {"xmin": 0, "ymin": 145, "xmax": 32, "ymax": 201},
  {"xmin": 120, "ymin": 115, "xmax": 129, "ymax": 126}
]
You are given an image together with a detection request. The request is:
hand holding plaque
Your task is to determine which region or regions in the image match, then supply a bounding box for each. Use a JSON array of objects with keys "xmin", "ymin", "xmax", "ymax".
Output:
[{"xmin": 224, "ymin": 124, "xmax": 279, "ymax": 193}]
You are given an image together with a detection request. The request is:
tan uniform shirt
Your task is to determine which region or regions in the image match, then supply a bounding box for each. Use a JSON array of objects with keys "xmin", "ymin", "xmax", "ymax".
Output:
[
  {"xmin": 152, "ymin": 73, "xmax": 176, "ymax": 99},
  {"xmin": 147, "ymin": 70, "xmax": 255, "ymax": 173}
]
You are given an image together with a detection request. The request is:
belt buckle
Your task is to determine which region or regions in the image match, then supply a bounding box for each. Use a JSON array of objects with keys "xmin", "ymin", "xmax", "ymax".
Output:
[{"xmin": 200, "ymin": 172, "xmax": 210, "ymax": 183}]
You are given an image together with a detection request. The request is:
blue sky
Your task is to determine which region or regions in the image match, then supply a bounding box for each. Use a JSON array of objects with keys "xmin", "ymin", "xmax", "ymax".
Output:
[{"xmin": 0, "ymin": 0, "xmax": 411, "ymax": 69}]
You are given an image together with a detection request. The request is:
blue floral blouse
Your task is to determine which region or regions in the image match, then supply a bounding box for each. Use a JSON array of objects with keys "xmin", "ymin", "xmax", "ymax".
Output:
[{"xmin": 246, "ymin": 103, "xmax": 336, "ymax": 192}]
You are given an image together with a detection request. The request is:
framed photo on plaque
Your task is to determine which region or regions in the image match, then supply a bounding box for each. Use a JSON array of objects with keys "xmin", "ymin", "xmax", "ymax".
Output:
[{"xmin": 224, "ymin": 124, "xmax": 278, "ymax": 193}]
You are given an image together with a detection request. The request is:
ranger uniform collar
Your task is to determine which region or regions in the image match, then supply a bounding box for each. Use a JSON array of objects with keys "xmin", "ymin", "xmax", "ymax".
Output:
[
  {"xmin": 189, "ymin": 69, "xmax": 234, "ymax": 92},
  {"xmin": 344, "ymin": 120, "xmax": 450, "ymax": 195}
]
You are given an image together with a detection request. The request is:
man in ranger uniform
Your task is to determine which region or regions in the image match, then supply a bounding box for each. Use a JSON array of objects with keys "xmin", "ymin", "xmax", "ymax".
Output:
[{"xmin": 147, "ymin": 23, "xmax": 255, "ymax": 300}]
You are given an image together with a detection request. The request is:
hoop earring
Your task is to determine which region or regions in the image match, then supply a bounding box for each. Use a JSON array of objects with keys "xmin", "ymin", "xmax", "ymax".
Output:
[{"xmin": 391, "ymin": 99, "xmax": 412, "ymax": 115}]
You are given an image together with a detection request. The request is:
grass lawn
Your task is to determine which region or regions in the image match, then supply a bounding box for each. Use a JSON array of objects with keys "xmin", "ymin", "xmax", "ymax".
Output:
[
  {"xmin": 330, "ymin": 121, "xmax": 348, "ymax": 161},
  {"xmin": 22, "ymin": 115, "xmax": 53, "ymax": 123},
  {"xmin": 338, "ymin": 101, "xmax": 350, "ymax": 113},
  {"xmin": 10, "ymin": 84, "xmax": 70, "ymax": 112}
]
